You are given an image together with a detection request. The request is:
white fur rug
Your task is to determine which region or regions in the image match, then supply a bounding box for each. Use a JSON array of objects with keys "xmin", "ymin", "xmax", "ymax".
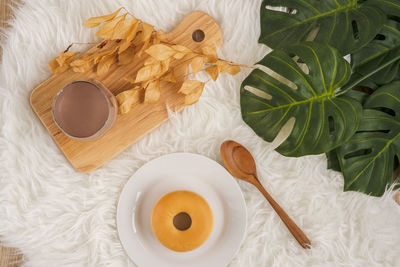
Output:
[{"xmin": 1, "ymin": 0, "xmax": 400, "ymax": 266}]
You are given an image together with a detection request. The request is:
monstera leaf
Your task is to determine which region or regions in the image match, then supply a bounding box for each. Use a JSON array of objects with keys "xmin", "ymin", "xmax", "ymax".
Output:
[
  {"xmin": 351, "ymin": 0, "xmax": 400, "ymax": 85},
  {"xmin": 336, "ymin": 81, "xmax": 400, "ymax": 196},
  {"xmin": 240, "ymin": 42, "xmax": 362, "ymax": 157},
  {"xmin": 259, "ymin": 0, "xmax": 385, "ymax": 55},
  {"xmin": 326, "ymin": 149, "xmax": 341, "ymax": 172}
]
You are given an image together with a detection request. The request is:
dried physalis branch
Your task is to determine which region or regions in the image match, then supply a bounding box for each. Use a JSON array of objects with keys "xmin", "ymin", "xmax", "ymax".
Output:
[
  {"xmin": 49, "ymin": 7, "xmax": 146, "ymax": 75},
  {"xmin": 117, "ymin": 41, "xmax": 249, "ymax": 113},
  {"xmin": 48, "ymin": 7, "xmax": 251, "ymax": 115}
]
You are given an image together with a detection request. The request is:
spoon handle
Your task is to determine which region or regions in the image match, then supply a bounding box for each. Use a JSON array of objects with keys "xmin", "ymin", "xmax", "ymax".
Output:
[{"xmin": 253, "ymin": 180, "xmax": 311, "ymax": 249}]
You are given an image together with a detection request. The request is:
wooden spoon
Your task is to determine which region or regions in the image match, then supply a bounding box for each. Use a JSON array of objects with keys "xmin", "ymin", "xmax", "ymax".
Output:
[{"xmin": 220, "ymin": 140, "xmax": 311, "ymax": 249}]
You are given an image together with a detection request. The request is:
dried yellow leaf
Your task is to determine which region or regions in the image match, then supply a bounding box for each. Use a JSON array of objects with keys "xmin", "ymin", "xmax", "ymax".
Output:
[
  {"xmin": 135, "ymin": 65, "xmax": 152, "ymax": 82},
  {"xmin": 55, "ymin": 51, "xmax": 78, "ymax": 66},
  {"xmin": 69, "ymin": 54, "xmax": 93, "ymax": 73},
  {"xmin": 137, "ymin": 22, "xmax": 154, "ymax": 57},
  {"xmin": 178, "ymin": 80, "xmax": 205, "ymax": 95},
  {"xmin": 153, "ymin": 30, "xmax": 166, "ymax": 44},
  {"xmin": 205, "ymin": 65, "xmax": 219, "ymax": 81},
  {"xmin": 144, "ymin": 56, "xmax": 158, "ymax": 66},
  {"xmin": 112, "ymin": 18, "xmax": 138, "ymax": 40},
  {"xmin": 83, "ymin": 8, "xmax": 122, "ymax": 28},
  {"xmin": 184, "ymin": 83, "xmax": 204, "ymax": 105},
  {"xmin": 48, "ymin": 59, "xmax": 64, "ymax": 74},
  {"xmin": 201, "ymin": 44, "xmax": 217, "ymax": 59},
  {"xmin": 191, "ymin": 56, "xmax": 204, "ymax": 77},
  {"xmin": 145, "ymin": 44, "xmax": 175, "ymax": 61},
  {"xmin": 116, "ymin": 87, "xmax": 141, "ymax": 114},
  {"xmin": 71, "ymin": 61, "xmax": 92, "ymax": 73},
  {"xmin": 173, "ymin": 52, "xmax": 186, "ymax": 59},
  {"xmin": 49, "ymin": 61, "xmax": 69, "ymax": 74},
  {"xmin": 127, "ymin": 22, "xmax": 140, "ymax": 41},
  {"xmin": 118, "ymin": 45, "xmax": 135, "ymax": 65},
  {"xmin": 204, "ymin": 56, "xmax": 218, "ymax": 64},
  {"xmin": 216, "ymin": 60, "xmax": 241, "ymax": 75},
  {"xmin": 135, "ymin": 62, "xmax": 162, "ymax": 82},
  {"xmin": 172, "ymin": 45, "xmax": 192, "ymax": 53},
  {"xmin": 93, "ymin": 48, "xmax": 117, "ymax": 64},
  {"xmin": 124, "ymin": 77, "xmax": 137, "ymax": 84},
  {"xmin": 160, "ymin": 71, "xmax": 176, "ymax": 83},
  {"xmin": 49, "ymin": 51, "xmax": 78, "ymax": 74},
  {"xmin": 144, "ymin": 80, "xmax": 160, "ymax": 103},
  {"xmin": 117, "ymin": 21, "xmax": 139, "ymax": 53},
  {"xmin": 138, "ymin": 39, "xmax": 150, "ymax": 56},
  {"xmin": 141, "ymin": 22, "xmax": 154, "ymax": 42},
  {"xmin": 97, "ymin": 53, "xmax": 115, "ymax": 75},
  {"xmin": 95, "ymin": 14, "xmax": 127, "ymax": 40},
  {"xmin": 160, "ymin": 58, "xmax": 171, "ymax": 73},
  {"xmin": 118, "ymin": 40, "xmax": 131, "ymax": 54}
]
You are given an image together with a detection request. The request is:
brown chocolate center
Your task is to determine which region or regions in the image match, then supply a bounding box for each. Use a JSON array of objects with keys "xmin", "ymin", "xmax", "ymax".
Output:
[
  {"xmin": 53, "ymin": 81, "xmax": 109, "ymax": 138},
  {"xmin": 173, "ymin": 212, "xmax": 192, "ymax": 231}
]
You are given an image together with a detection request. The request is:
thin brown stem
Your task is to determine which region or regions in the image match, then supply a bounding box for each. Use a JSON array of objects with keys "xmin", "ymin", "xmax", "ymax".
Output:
[
  {"xmin": 121, "ymin": 7, "xmax": 136, "ymax": 18},
  {"xmin": 218, "ymin": 58, "xmax": 257, "ymax": 69},
  {"xmin": 64, "ymin": 42, "xmax": 98, "ymax": 52},
  {"xmin": 70, "ymin": 42, "xmax": 98, "ymax": 45},
  {"xmin": 63, "ymin": 44, "xmax": 73, "ymax": 53}
]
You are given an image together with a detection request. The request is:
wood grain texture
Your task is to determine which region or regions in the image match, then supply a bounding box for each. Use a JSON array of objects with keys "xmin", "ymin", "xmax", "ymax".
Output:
[
  {"xmin": 30, "ymin": 11, "xmax": 223, "ymax": 172},
  {"xmin": 220, "ymin": 140, "xmax": 311, "ymax": 249},
  {"xmin": 0, "ymin": 244, "xmax": 22, "ymax": 267}
]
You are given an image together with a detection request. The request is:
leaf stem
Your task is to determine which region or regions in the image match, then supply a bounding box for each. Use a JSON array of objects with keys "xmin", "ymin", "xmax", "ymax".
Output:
[
  {"xmin": 336, "ymin": 54, "xmax": 400, "ymax": 96},
  {"xmin": 159, "ymin": 40, "xmax": 257, "ymax": 69},
  {"xmin": 64, "ymin": 42, "xmax": 98, "ymax": 52},
  {"xmin": 218, "ymin": 58, "xmax": 257, "ymax": 69},
  {"xmin": 121, "ymin": 7, "xmax": 136, "ymax": 18}
]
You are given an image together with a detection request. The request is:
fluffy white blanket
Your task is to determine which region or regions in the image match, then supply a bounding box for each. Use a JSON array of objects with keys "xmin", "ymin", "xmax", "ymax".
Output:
[{"xmin": 1, "ymin": 0, "xmax": 400, "ymax": 266}]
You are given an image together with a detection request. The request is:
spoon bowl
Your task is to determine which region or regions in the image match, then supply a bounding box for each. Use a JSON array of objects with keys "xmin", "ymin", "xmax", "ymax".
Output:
[{"xmin": 221, "ymin": 141, "xmax": 257, "ymax": 182}]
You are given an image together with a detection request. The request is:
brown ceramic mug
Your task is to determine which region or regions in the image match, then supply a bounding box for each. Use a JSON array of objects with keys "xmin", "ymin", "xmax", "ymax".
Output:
[{"xmin": 52, "ymin": 80, "xmax": 117, "ymax": 141}]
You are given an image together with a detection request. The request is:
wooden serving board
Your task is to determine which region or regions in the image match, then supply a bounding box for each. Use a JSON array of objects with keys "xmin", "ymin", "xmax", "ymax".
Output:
[{"xmin": 30, "ymin": 11, "xmax": 223, "ymax": 172}]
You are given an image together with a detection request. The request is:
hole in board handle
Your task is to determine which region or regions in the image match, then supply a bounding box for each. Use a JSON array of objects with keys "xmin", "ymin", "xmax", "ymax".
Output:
[{"xmin": 192, "ymin": 29, "xmax": 205, "ymax": 42}]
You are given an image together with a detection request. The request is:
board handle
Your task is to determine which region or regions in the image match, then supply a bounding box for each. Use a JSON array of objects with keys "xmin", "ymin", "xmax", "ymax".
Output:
[{"xmin": 164, "ymin": 11, "xmax": 223, "ymax": 51}]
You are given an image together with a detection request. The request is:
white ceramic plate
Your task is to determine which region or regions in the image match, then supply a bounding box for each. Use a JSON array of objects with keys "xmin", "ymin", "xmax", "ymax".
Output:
[{"xmin": 117, "ymin": 153, "xmax": 247, "ymax": 267}]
